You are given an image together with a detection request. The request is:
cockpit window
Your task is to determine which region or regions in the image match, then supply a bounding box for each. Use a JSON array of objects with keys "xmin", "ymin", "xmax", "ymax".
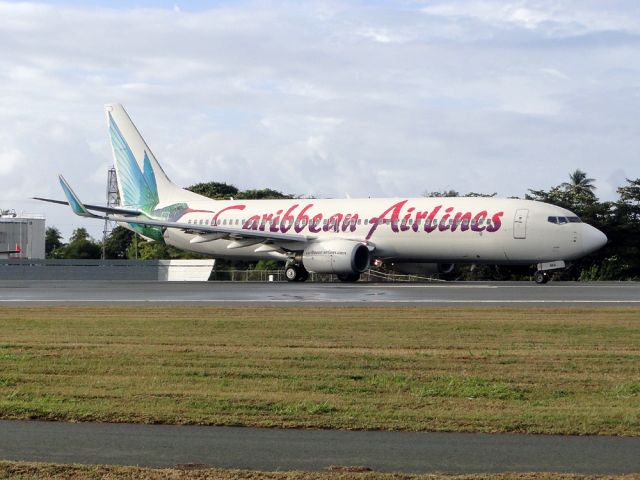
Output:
[{"xmin": 549, "ymin": 215, "xmax": 582, "ymax": 224}]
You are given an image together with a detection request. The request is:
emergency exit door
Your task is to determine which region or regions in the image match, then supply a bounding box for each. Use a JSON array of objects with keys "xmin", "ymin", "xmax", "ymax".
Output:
[{"xmin": 513, "ymin": 209, "xmax": 528, "ymax": 239}]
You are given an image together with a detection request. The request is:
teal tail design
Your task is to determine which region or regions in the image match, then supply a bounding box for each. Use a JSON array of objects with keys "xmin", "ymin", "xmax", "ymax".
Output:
[{"xmin": 108, "ymin": 112, "xmax": 159, "ymax": 214}]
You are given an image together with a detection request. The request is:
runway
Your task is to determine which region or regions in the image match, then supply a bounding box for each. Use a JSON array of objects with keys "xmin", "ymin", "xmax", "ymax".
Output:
[
  {"xmin": 0, "ymin": 280, "xmax": 639, "ymax": 305},
  {"xmin": 1, "ymin": 420, "xmax": 639, "ymax": 474}
]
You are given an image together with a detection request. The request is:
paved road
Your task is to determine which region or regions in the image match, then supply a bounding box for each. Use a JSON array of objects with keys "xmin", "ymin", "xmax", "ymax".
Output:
[
  {"xmin": 0, "ymin": 280, "xmax": 639, "ymax": 305},
  {"xmin": 0, "ymin": 420, "xmax": 638, "ymax": 474}
]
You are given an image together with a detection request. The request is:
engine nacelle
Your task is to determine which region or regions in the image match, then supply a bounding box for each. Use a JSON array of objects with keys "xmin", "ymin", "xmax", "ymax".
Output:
[
  {"xmin": 392, "ymin": 262, "xmax": 455, "ymax": 276},
  {"xmin": 302, "ymin": 240, "xmax": 371, "ymax": 275}
]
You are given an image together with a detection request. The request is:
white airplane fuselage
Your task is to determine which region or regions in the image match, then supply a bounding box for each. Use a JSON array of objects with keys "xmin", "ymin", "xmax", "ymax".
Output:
[{"xmin": 158, "ymin": 196, "xmax": 606, "ymax": 265}]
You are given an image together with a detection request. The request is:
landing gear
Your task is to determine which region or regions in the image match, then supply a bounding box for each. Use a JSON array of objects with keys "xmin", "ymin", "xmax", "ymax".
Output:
[
  {"xmin": 534, "ymin": 261, "xmax": 565, "ymax": 284},
  {"xmin": 534, "ymin": 270, "xmax": 550, "ymax": 285},
  {"xmin": 285, "ymin": 264, "xmax": 309, "ymax": 282},
  {"xmin": 337, "ymin": 273, "xmax": 360, "ymax": 282}
]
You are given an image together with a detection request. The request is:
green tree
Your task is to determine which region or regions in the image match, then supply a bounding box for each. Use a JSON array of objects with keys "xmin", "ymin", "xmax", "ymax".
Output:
[
  {"xmin": 465, "ymin": 192, "xmax": 497, "ymax": 198},
  {"xmin": 561, "ymin": 169, "xmax": 597, "ymax": 197},
  {"xmin": 59, "ymin": 228, "xmax": 101, "ymax": 259},
  {"xmin": 127, "ymin": 237, "xmax": 208, "ymax": 260},
  {"xmin": 103, "ymin": 226, "xmax": 134, "ymax": 259},
  {"xmin": 236, "ymin": 188, "xmax": 292, "ymax": 200},
  {"xmin": 595, "ymin": 177, "xmax": 640, "ymax": 280},
  {"xmin": 424, "ymin": 190, "xmax": 459, "ymax": 197},
  {"xmin": 45, "ymin": 227, "xmax": 64, "ymax": 258},
  {"xmin": 187, "ymin": 182, "xmax": 239, "ymax": 199}
]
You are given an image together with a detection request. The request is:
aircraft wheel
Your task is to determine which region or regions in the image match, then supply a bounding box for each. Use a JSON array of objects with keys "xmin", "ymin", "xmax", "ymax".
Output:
[
  {"xmin": 534, "ymin": 271, "xmax": 549, "ymax": 284},
  {"xmin": 337, "ymin": 273, "xmax": 360, "ymax": 282},
  {"xmin": 285, "ymin": 265, "xmax": 299, "ymax": 282}
]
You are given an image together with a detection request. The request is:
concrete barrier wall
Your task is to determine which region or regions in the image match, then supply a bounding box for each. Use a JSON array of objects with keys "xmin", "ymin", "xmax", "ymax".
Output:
[{"xmin": 0, "ymin": 259, "xmax": 215, "ymax": 281}]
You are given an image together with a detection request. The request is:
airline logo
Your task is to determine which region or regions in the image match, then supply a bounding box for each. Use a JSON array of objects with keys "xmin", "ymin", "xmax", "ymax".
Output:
[
  {"xmin": 109, "ymin": 113, "xmax": 159, "ymax": 213},
  {"xmin": 207, "ymin": 200, "xmax": 504, "ymax": 240}
]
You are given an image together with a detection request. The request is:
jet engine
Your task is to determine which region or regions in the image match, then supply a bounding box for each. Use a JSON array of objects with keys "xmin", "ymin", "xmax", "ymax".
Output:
[
  {"xmin": 302, "ymin": 240, "xmax": 371, "ymax": 275},
  {"xmin": 392, "ymin": 262, "xmax": 455, "ymax": 276}
]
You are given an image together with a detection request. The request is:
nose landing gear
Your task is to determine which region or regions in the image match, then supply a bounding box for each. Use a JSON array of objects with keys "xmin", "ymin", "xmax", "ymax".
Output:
[
  {"xmin": 533, "ymin": 260, "xmax": 566, "ymax": 284},
  {"xmin": 534, "ymin": 270, "xmax": 550, "ymax": 284}
]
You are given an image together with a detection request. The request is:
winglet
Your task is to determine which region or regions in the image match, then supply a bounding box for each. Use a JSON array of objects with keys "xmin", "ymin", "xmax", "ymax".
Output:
[{"xmin": 58, "ymin": 175, "xmax": 98, "ymax": 218}]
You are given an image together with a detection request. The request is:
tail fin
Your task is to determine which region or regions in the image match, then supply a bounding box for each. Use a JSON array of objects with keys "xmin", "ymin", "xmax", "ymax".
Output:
[{"xmin": 105, "ymin": 104, "xmax": 180, "ymax": 213}]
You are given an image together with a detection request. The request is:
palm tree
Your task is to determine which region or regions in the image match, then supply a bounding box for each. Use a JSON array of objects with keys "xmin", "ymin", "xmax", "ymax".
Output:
[{"xmin": 561, "ymin": 169, "xmax": 596, "ymax": 196}]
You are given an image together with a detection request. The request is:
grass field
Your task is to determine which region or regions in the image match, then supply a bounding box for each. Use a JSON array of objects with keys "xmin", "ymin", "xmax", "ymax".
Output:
[
  {"xmin": 0, "ymin": 306, "xmax": 638, "ymax": 435},
  {"xmin": 1, "ymin": 462, "xmax": 639, "ymax": 480}
]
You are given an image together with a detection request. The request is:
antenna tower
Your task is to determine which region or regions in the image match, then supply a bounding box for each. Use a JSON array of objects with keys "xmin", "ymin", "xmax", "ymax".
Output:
[{"xmin": 102, "ymin": 167, "xmax": 120, "ymax": 259}]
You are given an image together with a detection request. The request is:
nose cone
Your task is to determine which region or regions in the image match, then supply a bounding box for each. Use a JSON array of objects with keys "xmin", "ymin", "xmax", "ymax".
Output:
[{"xmin": 583, "ymin": 225, "xmax": 608, "ymax": 254}]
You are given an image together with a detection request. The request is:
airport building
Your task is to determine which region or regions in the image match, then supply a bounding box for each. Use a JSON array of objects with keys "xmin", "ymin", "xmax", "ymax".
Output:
[{"xmin": 0, "ymin": 209, "xmax": 45, "ymax": 259}]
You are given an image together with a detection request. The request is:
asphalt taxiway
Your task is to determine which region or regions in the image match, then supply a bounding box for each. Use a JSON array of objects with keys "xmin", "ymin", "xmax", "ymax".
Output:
[
  {"xmin": 0, "ymin": 280, "xmax": 639, "ymax": 305},
  {"xmin": 1, "ymin": 420, "xmax": 639, "ymax": 474}
]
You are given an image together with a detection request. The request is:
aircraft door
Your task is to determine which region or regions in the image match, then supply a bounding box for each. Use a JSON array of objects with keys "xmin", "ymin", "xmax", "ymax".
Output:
[{"xmin": 513, "ymin": 209, "xmax": 529, "ymax": 239}]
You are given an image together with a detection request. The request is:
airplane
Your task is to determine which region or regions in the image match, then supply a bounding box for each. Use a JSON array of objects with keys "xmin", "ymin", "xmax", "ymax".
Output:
[
  {"xmin": 0, "ymin": 244, "xmax": 21, "ymax": 255},
  {"xmin": 35, "ymin": 104, "xmax": 608, "ymax": 284}
]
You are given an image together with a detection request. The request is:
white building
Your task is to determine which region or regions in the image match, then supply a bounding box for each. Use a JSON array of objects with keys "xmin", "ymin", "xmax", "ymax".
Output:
[{"xmin": 0, "ymin": 209, "xmax": 45, "ymax": 259}]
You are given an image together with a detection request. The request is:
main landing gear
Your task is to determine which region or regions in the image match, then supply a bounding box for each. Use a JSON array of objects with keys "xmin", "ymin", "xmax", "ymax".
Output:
[
  {"xmin": 285, "ymin": 264, "xmax": 309, "ymax": 282},
  {"xmin": 284, "ymin": 264, "xmax": 361, "ymax": 282}
]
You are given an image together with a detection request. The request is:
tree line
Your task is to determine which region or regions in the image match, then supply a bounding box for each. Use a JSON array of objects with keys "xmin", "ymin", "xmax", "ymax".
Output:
[{"xmin": 45, "ymin": 171, "xmax": 640, "ymax": 280}]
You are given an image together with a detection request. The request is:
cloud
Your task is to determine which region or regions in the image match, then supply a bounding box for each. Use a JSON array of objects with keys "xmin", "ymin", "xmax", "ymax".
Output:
[{"xmin": 0, "ymin": 0, "xmax": 638, "ymax": 240}]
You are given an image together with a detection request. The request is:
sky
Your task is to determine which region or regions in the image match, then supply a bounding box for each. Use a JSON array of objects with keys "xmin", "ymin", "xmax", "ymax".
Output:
[{"xmin": 0, "ymin": 0, "xmax": 639, "ymax": 241}]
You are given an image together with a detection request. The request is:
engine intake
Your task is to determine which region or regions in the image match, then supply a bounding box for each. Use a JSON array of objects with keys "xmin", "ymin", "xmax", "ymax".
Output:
[{"xmin": 302, "ymin": 240, "xmax": 371, "ymax": 275}]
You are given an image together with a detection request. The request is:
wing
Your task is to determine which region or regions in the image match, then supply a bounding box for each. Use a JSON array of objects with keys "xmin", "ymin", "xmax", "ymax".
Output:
[
  {"xmin": 35, "ymin": 176, "xmax": 313, "ymax": 244},
  {"xmin": 34, "ymin": 176, "xmax": 143, "ymax": 218},
  {"xmin": 106, "ymin": 214, "xmax": 313, "ymax": 243},
  {"xmin": 33, "ymin": 197, "xmax": 143, "ymax": 217}
]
